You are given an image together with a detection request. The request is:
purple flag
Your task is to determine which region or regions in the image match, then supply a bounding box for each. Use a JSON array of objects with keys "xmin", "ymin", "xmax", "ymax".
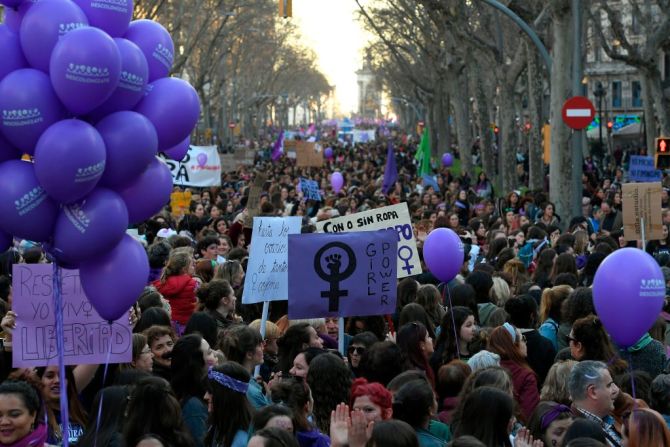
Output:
[
  {"xmin": 288, "ymin": 231, "xmax": 398, "ymax": 319},
  {"xmin": 382, "ymin": 142, "xmax": 398, "ymax": 194},
  {"xmin": 271, "ymin": 130, "xmax": 284, "ymax": 161}
]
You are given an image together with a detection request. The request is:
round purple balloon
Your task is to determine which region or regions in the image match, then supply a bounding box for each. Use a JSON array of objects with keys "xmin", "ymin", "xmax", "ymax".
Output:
[
  {"xmin": 0, "ymin": 229, "xmax": 11, "ymax": 253},
  {"xmin": 80, "ymin": 234, "xmax": 149, "ymax": 321},
  {"xmin": 0, "ymin": 68, "xmax": 66, "ymax": 155},
  {"xmin": 593, "ymin": 247, "xmax": 665, "ymax": 347},
  {"xmin": 0, "ymin": 133, "xmax": 21, "ymax": 163},
  {"xmin": 442, "ymin": 153, "xmax": 453, "ymax": 167},
  {"xmin": 115, "ymin": 157, "xmax": 172, "ymax": 223},
  {"xmin": 88, "ymin": 38, "xmax": 148, "ymax": 121},
  {"xmin": 123, "ymin": 19, "xmax": 173, "ymax": 82},
  {"xmin": 0, "ymin": 24, "xmax": 28, "ymax": 82},
  {"xmin": 0, "ymin": 159, "xmax": 58, "ymax": 241},
  {"xmin": 50, "ymin": 27, "xmax": 121, "ymax": 116},
  {"xmin": 161, "ymin": 136, "xmax": 189, "ymax": 161},
  {"xmin": 423, "ymin": 228, "xmax": 464, "ymax": 282},
  {"xmin": 134, "ymin": 77, "xmax": 200, "ymax": 150},
  {"xmin": 52, "ymin": 188, "xmax": 128, "ymax": 264},
  {"xmin": 96, "ymin": 111, "xmax": 158, "ymax": 187},
  {"xmin": 324, "ymin": 147, "xmax": 333, "ymax": 160},
  {"xmin": 34, "ymin": 119, "xmax": 107, "ymax": 203},
  {"xmin": 73, "ymin": 0, "xmax": 132, "ymax": 37},
  {"xmin": 331, "ymin": 172, "xmax": 344, "ymax": 193},
  {"xmin": 20, "ymin": 0, "xmax": 88, "ymax": 72}
]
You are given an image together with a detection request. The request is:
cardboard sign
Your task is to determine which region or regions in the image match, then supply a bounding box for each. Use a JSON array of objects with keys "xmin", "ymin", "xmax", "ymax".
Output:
[
  {"xmin": 288, "ymin": 231, "xmax": 398, "ymax": 319},
  {"xmin": 299, "ymin": 177, "xmax": 322, "ymax": 201},
  {"xmin": 315, "ymin": 203, "xmax": 422, "ymax": 278},
  {"xmin": 242, "ymin": 217, "xmax": 302, "ymax": 304},
  {"xmin": 234, "ymin": 147, "xmax": 256, "ymax": 166},
  {"xmin": 296, "ymin": 141, "xmax": 324, "ymax": 167},
  {"xmin": 170, "ymin": 191, "xmax": 192, "ymax": 217},
  {"xmin": 219, "ymin": 153, "xmax": 236, "ymax": 172},
  {"xmin": 158, "ymin": 145, "xmax": 222, "ymax": 187},
  {"xmin": 12, "ymin": 264, "xmax": 132, "ymax": 367},
  {"xmin": 628, "ymin": 156, "xmax": 662, "ymax": 182},
  {"xmin": 244, "ymin": 173, "xmax": 267, "ymax": 228},
  {"xmin": 622, "ymin": 182, "xmax": 663, "ymax": 241}
]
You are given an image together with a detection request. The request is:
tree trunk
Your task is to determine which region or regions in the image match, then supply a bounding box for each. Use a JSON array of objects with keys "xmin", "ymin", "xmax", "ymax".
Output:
[
  {"xmin": 641, "ymin": 73, "xmax": 656, "ymax": 155},
  {"xmin": 449, "ymin": 70, "xmax": 474, "ymax": 178},
  {"xmin": 434, "ymin": 80, "xmax": 450, "ymax": 158},
  {"xmin": 549, "ymin": 0, "xmax": 573, "ymax": 228},
  {"xmin": 499, "ymin": 84, "xmax": 517, "ymax": 194},
  {"xmin": 473, "ymin": 67, "xmax": 495, "ymax": 180},
  {"xmin": 647, "ymin": 67, "xmax": 670, "ymax": 138},
  {"xmin": 526, "ymin": 43, "xmax": 544, "ymax": 191}
]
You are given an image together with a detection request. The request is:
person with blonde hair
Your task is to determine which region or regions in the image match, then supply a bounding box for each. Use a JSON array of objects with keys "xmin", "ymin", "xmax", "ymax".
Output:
[
  {"xmin": 540, "ymin": 360, "xmax": 577, "ymax": 405},
  {"xmin": 490, "ymin": 277, "xmax": 511, "ymax": 307},
  {"xmin": 152, "ymin": 248, "xmax": 197, "ymax": 335},
  {"xmin": 538, "ymin": 285, "xmax": 573, "ymax": 351},
  {"xmin": 249, "ymin": 319, "xmax": 281, "ymax": 382}
]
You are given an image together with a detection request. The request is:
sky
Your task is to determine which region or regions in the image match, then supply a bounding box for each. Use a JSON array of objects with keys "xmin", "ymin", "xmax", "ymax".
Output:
[{"xmin": 292, "ymin": 0, "xmax": 371, "ymax": 116}]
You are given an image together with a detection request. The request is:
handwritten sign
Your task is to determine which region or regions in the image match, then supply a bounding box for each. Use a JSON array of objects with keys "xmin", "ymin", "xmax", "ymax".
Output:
[
  {"xmin": 288, "ymin": 231, "xmax": 398, "ymax": 319},
  {"xmin": 12, "ymin": 264, "xmax": 132, "ymax": 367},
  {"xmin": 234, "ymin": 147, "xmax": 256, "ymax": 166},
  {"xmin": 296, "ymin": 141, "xmax": 324, "ymax": 167},
  {"xmin": 315, "ymin": 203, "xmax": 422, "ymax": 278},
  {"xmin": 628, "ymin": 156, "xmax": 662, "ymax": 182},
  {"xmin": 242, "ymin": 217, "xmax": 302, "ymax": 304},
  {"xmin": 299, "ymin": 178, "xmax": 322, "ymax": 201},
  {"xmin": 622, "ymin": 182, "xmax": 663, "ymax": 241}
]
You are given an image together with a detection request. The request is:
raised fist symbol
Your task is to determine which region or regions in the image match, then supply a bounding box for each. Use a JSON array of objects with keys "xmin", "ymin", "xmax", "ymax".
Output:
[{"xmin": 326, "ymin": 253, "xmax": 342, "ymax": 274}]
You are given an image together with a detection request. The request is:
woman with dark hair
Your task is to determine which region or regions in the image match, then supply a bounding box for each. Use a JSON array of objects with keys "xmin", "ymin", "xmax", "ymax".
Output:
[
  {"xmin": 347, "ymin": 332, "xmax": 378, "ymax": 377},
  {"xmin": 197, "ymin": 279, "xmax": 237, "ymax": 331},
  {"xmin": 288, "ymin": 347, "xmax": 328, "ymax": 379},
  {"xmin": 487, "ymin": 324, "xmax": 540, "ymax": 422},
  {"xmin": 526, "ymin": 401, "xmax": 573, "ymax": 447},
  {"xmin": 306, "ymin": 353, "xmax": 352, "ymax": 434},
  {"xmin": 276, "ymin": 323, "xmax": 324, "ymax": 375},
  {"xmin": 248, "ymin": 427, "xmax": 300, "ymax": 447},
  {"xmin": 270, "ymin": 378, "xmax": 330, "ymax": 447},
  {"xmin": 359, "ymin": 341, "xmax": 404, "ymax": 387},
  {"xmin": 76, "ymin": 386, "xmax": 129, "ymax": 447},
  {"xmin": 0, "ymin": 380, "xmax": 49, "ymax": 446},
  {"xmin": 399, "ymin": 303, "xmax": 436, "ymax": 339},
  {"xmin": 252, "ymin": 405, "xmax": 294, "ymax": 433},
  {"xmin": 36, "ymin": 365, "xmax": 88, "ymax": 444},
  {"xmin": 214, "ymin": 260, "xmax": 245, "ymax": 290},
  {"xmin": 123, "ymin": 376, "xmax": 195, "ymax": 447},
  {"xmin": 532, "ymin": 248, "xmax": 557, "ymax": 290},
  {"xmin": 133, "ymin": 306, "xmax": 172, "ymax": 334},
  {"xmin": 550, "ymin": 253, "xmax": 577, "ymax": 285},
  {"xmin": 119, "ymin": 333, "xmax": 154, "ymax": 372},
  {"xmin": 392, "ymin": 379, "xmax": 445, "ymax": 446},
  {"xmin": 183, "ymin": 311, "xmax": 219, "ymax": 349},
  {"xmin": 559, "ymin": 287, "xmax": 596, "ymax": 350},
  {"xmin": 170, "ymin": 333, "xmax": 217, "ymax": 447},
  {"xmin": 465, "ymin": 271, "xmax": 495, "ymax": 327},
  {"xmin": 450, "ymin": 284, "xmax": 479, "ymax": 323},
  {"xmin": 366, "ymin": 420, "xmax": 419, "ymax": 447},
  {"xmin": 205, "ymin": 362, "xmax": 253, "ymax": 447},
  {"xmin": 221, "ymin": 324, "xmax": 269, "ymax": 408},
  {"xmin": 397, "ymin": 322, "xmax": 435, "ymax": 388},
  {"xmin": 569, "ymin": 315, "xmax": 628, "ymax": 376},
  {"xmin": 452, "ymin": 386, "xmax": 514, "ymax": 447},
  {"xmin": 432, "ymin": 306, "xmax": 476, "ymax": 371}
]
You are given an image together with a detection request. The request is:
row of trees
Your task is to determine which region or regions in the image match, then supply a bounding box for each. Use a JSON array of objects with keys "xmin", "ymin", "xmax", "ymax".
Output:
[{"xmin": 357, "ymin": 0, "xmax": 670, "ymax": 222}]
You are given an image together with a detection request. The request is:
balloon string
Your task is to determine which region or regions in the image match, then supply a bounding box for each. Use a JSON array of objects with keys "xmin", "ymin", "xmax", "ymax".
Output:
[
  {"xmin": 94, "ymin": 325, "xmax": 114, "ymax": 447},
  {"xmin": 627, "ymin": 351, "xmax": 637, "ymax": 409},
  {"xmin": 442, "ymin": 284, "xmax": 460, "ymax": 359},
  {"xmin": 52, "ymin": 263, "xmax": 69, "ymax": 447}
]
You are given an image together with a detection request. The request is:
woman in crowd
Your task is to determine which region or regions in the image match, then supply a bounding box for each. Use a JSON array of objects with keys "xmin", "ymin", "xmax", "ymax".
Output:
[
  {"xmin": 37, "ymin": 366, "xmax": 88, "ymax": 445},
  {"xmin": 526, "ymin": 401, "xmax": 574, "ymax": 447},
  {"xmin": 392, "ymin": 379, "xmax": 446, "ymax": 447},
  {"xmin": 77, "ymin": 386, "xmax": 129, "ymax": 447},
  {"xmin": 248, "ymin": 427, "xmax": 300, "ymax": 447},
  {"xmin": 622, "ymin": 408, "xmax": 670, "ymax": 447},
  {"xmin": 569, "ymin": 315, "xmax": 628, "ymax": 376},
  {"xmin": 415, "ymin": 285, "xmax": 445, "ymax": 329},
  {"xmin": 0, "ymin": 380, "xmax": 49, "ymax": 447},
  {"xmin": 538, "ymin": 285, "xmax": 573, "ymax": 351},
  {"xmin": 349, "ymin": 378, "xmax": 393, "ymax": 423},
  {"xmin": 289, "ymin": 347, "xmax": 328, "ymax": 379},
  {"xmin": 215, "ymin": 260, "xmax": 245, "ymax": 292},
  {"xmin": 152, "ymin": 248, "xmax": 197, "ymax": 335},
  {"xmin": 251, "ymin": 405, "xmax": 294, "ymax": 433},
  {"xmin": 452, "ymin": 386, "xmax": 515, "ymax": 447},
  {"xmin": 397, "ymin": 322, "xmax": 435, "ymax": 388},
  {"xmin": 306, "ymin": 353, "xmax": 352, "ymax": 435},
  {"xmin": 432, "ymin": 306, "xmax": 476, "ymax": 371},
  {"xmin": 119, "ymin": 333, "xmax": 154, "ymax": 373},
  {"xmin": 347, "ymin": 332, "xmax": 378, "ymax": 377},
  {"xmin": 221, "ymin": 324, "xmax": 269, "ymax": 408},
  {"xmin": 276, "ymin": 323, "xmax": 324, "ymax": 375},
  {"xmin": 205, "ymin": 362, "xmax": 253, "ymax": 447},
  {"xmin": 197, "ymin": 279, "xmax": 238, "ymax": 331}
]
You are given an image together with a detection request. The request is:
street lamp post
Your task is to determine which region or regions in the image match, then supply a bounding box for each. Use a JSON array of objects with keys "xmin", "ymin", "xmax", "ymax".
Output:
[{"xmin": 594, "ymin": 81, "xmax": 606, "ymax": 149}]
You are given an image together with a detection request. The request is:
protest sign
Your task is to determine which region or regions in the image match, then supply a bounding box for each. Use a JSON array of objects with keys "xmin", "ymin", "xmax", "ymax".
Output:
[
  {"xmin": 12, "ymin": 264, "xmax": 132, "ymax": 368},
  {"xmin": 296, "ymin": 141, "xmax": 324, "ymax": 167},
  {"xmin": 242, "ymin": 217, "xmax": 302, "ymax": 304},
  {"xmin": 244, "ymin": 173, "xmax": 267, "ymax": 228},
  {"xmin": 288, "ymin": 231, "xmax": 398, "ymax": 319},
  {"xmin": 628, "ymin": 156, "xmax": 662, "ymax": 182},
  {"xmin": 299, "ymin": 177, "xmax": 322, "ymax": 201},
  {"xmin": 352, "ymin": 129, "xmax": 376, "ymax": 144},
  {"xmin": 234, "ymin": 147, "xmax": 256, "ymax": 166},
  {"xmin": 170, "ymin": 191, "xmax": 192, "ymax": 217},
  {"xmin": 622, "ymin": 182, "xmax": 663, "ymax": 241},
  {"xmin": 219, "ymin": 153, "xmax": 235, "ymax": 172},
  {"xmin": 315, "ymin": 203, "xmax": 422, "ymax": 278},
  {"xmin": 158, "ymin": 145, "xmax": 222, "ymax": 187},
  {"xmin": 285, "ymin": 140, "xmax": 297, "ymax": 159}
]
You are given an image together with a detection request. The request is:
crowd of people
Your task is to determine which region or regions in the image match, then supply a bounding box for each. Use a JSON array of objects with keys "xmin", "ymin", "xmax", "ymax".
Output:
[{"xmin": 0, "ymin": 136, "xmax": 669, "ymax": 447}]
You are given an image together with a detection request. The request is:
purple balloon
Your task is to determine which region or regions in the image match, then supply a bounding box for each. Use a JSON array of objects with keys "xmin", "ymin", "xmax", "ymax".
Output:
[
  {"xmin": 331, "ymin": 172, "xmax": 344, "ymax": 193},
  {"xmin": 34, "ymin": 119, "xmax": 106, "ymax": 203},
  {"xmin": 20, "ymin": 0, "xmax": 88, "ymax": 72},
  {"xmin": 49, "ymin": 27, "xmax": 121, "ymax": 116},
  {"xmin": 423, "ymin": 228, "xmax": 464, "ymax": 282},
  {"xmin": 52, "ymin": 188, "xmax": 128, "ymax": 264},
  {"xmin": 0, "ymin": 159, "xmax": 58, "ymax": 241},
  {"xmin": 442, "ymin": 153, "xmax": 453, "ymax": 167},
  {"xmin": 96, "ymin": 111, "xmax": 158, "ymax": 187},
  {"xmin": 0, "ymin": 68, "xmax": 66, "ymax": 154},
  {"xmin": 161, "ymin": 136, "xmax": 189, "ymax": 161},
  {"xmin": 0, "ymin": 229, "xmax": 11, "ymax": 253},
  {"xmin": 324, "ymin": 147, "xmax": 333, "ymax": 160},
  {"xmin": 593, "ymin": 248, "xmax": 665, "ymax": 347},
  {"xmin": 115, "ymin": 157, "xmax": 172, "ymax": 223},
  {"xmin": 0, "ymin": 24, "xmax": 28, "ymax": 82},
  {"xmin": 123, "ymin": 19, "xmax": 173, "ymax": 82},
  {"xmin": 197, "ymin": 152, "xmax": 207, "ymax": 167},
  {"xmin": 134, "ymin": 77, "xmax": 200, "ymax": 150},
  {"xmin": 80, "ymin": 234, "xmax": 149, "ymax": 321},
  {"xmin": 73, "ymin": 0, "xmax": 132, "ymax": 37},
  {"xmin": 88, "ymin": 38, "xmax": 148, "ymax": 121},
  {"xmin": 0, "ymin": 133, "xmax": 21, "ymax": 163},
  {"xmin": 1, "ymin": 0, "xmax": 24, "ymax": 11}
]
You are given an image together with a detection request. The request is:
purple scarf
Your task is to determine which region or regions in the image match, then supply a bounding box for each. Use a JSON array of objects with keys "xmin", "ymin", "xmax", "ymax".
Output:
[{"xmin": 0, "ymin": 423, "xmax": 48, "ymax": 447}]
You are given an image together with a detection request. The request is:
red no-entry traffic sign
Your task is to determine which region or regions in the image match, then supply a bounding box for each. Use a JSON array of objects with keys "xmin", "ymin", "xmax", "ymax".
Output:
[{"xmin": 562, "ymin": 96, "xmax": 596, "ymax": 130}]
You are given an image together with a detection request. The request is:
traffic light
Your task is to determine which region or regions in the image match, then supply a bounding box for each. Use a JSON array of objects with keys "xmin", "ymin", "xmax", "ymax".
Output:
[
  {"xmin": 607, "ymin": 121, "xmax": 613, "ymax": 133},
  {"xmin": 656, "ymin": 137, "xmax": 670, "ymax": 169},
  {"xmin": 279, "ymin": 0, "xmax": 292, "ymax": 18}
]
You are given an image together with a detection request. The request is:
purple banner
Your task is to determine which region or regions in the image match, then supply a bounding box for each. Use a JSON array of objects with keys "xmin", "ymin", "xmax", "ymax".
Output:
[
  {"xmin": 12, "ymin": 264, "xmax": 132, "ymax": 367},
  {"xmin": 288, "ymin": 231, "xmax": 397, "ymax": 319}
]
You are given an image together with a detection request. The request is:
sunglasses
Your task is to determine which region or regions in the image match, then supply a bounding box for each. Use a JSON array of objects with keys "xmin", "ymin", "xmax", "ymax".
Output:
[{"xmin": 348, "ymin": 346, "xmax": 366, "ymax": 355}]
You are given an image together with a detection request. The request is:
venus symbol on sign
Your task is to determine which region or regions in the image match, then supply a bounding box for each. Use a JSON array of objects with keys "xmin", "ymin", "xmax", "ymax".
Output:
[
  {"xmin": 314, "ymin": 242, "xmax": 356, "ymax": 312},
  {"xmin": 398, "ymin": 246, "xmax": 414, "ymax": 274}
]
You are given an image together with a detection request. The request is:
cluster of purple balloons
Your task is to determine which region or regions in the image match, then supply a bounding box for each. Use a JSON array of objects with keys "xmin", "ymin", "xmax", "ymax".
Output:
[{"xmin": 0, "ymin": 0, "xmax": 200, "ymax": 321}]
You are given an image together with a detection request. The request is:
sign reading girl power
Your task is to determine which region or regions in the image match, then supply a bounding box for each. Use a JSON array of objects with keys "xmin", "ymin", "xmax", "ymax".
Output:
[
  {"xmin": 315, "ymin": 203, "xmax": 422, "ymax": 278},
  {"xmin": 12, "ymin": 264, "xmax": 132, "ymax": 368},
  {"xmin": 288, "ymin": 231, "xmax": 398, "ymax": 319}
]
